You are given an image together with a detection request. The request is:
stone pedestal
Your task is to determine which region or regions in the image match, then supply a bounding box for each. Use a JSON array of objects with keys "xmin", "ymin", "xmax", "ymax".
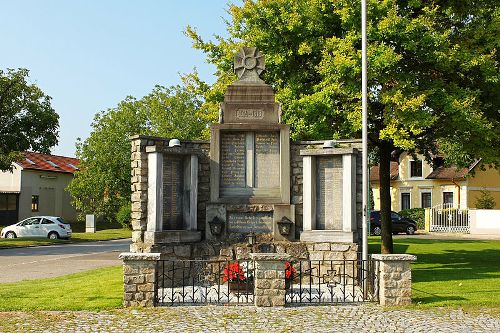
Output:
[
  {"xmin": 372, "ymin": 254, "xmax": 417, "ymax": 306},
  {"xmin": 85, "ymin": 214, "xmax": 96, "ymax": 233},
  {"xmin": 251, "ymin": 253, "xmax": 291, "ymax": 307},
  {"xmin": 119, "ymin": 252, "xmax": 160, "ymax": 307}
]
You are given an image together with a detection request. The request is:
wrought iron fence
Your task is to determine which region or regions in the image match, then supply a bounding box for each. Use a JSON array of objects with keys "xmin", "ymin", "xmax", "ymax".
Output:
[
  {"xmin": 285, "ymin": 259, "xmax": 378, "ymax": 304},
  {"xmin": 155, "ymin": 259, "xmax": 255, "ymax": 306}
]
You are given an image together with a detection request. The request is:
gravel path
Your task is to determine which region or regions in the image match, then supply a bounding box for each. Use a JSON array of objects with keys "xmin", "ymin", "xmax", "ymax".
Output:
[{"xmin": 0, "ymin": 305, "xmax": 498, "ymax": 333}]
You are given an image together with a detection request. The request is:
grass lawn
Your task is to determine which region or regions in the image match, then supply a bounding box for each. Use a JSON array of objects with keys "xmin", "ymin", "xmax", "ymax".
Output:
[
  {"xmin": 369, "ymin": 237, "xmax": 500, "ymax": 310},
  {"xmin": 0, "ymin": 266, "xmax": 123, "ymax": 311},
  {"xmin": 0, "ymin": 228, "xmax": 131, "ymax": 249}
]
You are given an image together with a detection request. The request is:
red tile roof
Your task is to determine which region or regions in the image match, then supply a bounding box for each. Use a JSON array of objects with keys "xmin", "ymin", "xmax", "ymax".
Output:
[
  {"xmin": 426, "ymin": 160, "xmax": 480, "ymax": 179},
  {"xmin": 16, "ymin": 152, "xmax": 80, "ymax": 174},
  {"xmin": 370, "ymin": 162, "xmax": 399, "ymax": 182}
]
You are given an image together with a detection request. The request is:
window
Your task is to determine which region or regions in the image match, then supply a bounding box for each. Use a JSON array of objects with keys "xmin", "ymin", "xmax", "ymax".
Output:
[
  {"xmin": 443, "ymin": 192, "xmax": 454, "ymax": 206},
  {"xmin": 22, "ymin": 217, "xmax": 41, "ymax": 226},
  {"xmin": 41, "ymin": 219, "xmax": 54, "ymax": 224},
  {"xmin": 410, "ymin": 160, "xmax": 423, "ymax": 178},
  {"xmin": 421, "ymin": 192, "xmax": 432, "ymax": 208},
  {"xmin": 0, "ymin": 194, "xmax": 17, "ymax": 211},
  {"xmin": 32, "ymin": 195, "xmax": 39, "ymax": 212},
  {"xmin": 401, "ymin": 193, "xmax": 411, "ymax": 210}
]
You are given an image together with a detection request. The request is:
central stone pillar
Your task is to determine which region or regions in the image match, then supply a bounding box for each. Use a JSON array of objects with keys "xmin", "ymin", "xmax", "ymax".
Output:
[{"xmin": 251, "ymin": 253, "xmax": 291, "ymax": 307}]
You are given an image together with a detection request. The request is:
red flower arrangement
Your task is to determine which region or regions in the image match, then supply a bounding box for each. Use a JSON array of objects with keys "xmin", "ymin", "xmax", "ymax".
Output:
[
  {"xmin": 223, "ymin": 262, "xmax": 248, "ymax": 282},
  {"xmin": 285, "ymin": 261, "xmax": 296, "ymax": 280}
]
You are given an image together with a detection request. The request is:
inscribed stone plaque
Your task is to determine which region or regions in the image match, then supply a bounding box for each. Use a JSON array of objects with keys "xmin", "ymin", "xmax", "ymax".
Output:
[
  {"xmin": 254, "ymin": 132, "xmax": 280, "ymax": 188},
  {"xmin": 228, "ymin": 212, "xmax": 273, "ymax": 233},
  {"xmin": 163, "ymin": 155, "xmax": 184, "ymax": 230},
  {"xmin": 220, "ymin": 132, "xmax": 246, "ymax": 188},
  {"xmin": 316, "ymin": 157, "xmax": 343, "ymax": 230}
]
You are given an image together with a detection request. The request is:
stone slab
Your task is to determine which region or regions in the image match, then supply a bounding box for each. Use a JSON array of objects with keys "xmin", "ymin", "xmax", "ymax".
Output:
[
  {"xmin": 228, "ymin": 211, "xmax": 273, "ymax": 233},
  {"xmin": 143, "ymin": 231, "xmax": 201, "ymax": 244},
  {"xmin": 300, "ymin": 230, "xmax": 356, "ymax": 243},
  {"xmin": 250, "ymin": 253, "xmax": 291, "ymax": 261},
  {"xmin": 371, "ymin": 254, "xmax": 417, "ymax": 261},
  {"xmin": 300, "ymin": 148, "xmax": 358, "ymax": 156},
  {"xmin": 119, "ymin": 252, "xmax": 161, "ymax": 261}
]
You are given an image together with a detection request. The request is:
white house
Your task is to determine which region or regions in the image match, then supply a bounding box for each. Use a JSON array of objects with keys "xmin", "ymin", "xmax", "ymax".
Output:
[{"xmin": 0, "ymin": 152, "xmax": 79, "ymax": 226}]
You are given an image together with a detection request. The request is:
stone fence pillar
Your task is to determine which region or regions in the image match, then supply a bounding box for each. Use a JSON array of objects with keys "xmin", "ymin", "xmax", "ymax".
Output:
[
  {"xmin": 119, "ymin": 252, "xmax": 160, "ymax": 307},
  {"xmin": 371, "ymin": 254, "xmax": 417, "ymax": 306},
  {"xmin": 251, "ymin": 253, "xmax": 291, "ymax": 307}
]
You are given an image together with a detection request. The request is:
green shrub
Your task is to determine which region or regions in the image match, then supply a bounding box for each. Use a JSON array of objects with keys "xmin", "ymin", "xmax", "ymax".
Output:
[
  {"xmin": 399, "ymin": 208, "xmax": 425, "ymax": 230},
  {"xmin": 115, "ymin": 202, "xmax": 132, "ymax": 228},
  {"xmin": 475, "ymin": 190, "xmax": 496, "ymax": 209}
]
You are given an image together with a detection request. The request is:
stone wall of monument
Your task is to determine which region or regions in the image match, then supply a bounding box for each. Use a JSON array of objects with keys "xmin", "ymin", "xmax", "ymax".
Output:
[{"xmin": 130, "ymin": 135, "xmax": 210, "ymax": 252}]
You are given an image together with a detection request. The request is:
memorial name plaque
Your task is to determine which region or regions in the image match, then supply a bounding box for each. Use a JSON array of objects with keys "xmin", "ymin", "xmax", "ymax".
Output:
[
  {"xmin": 163, "ymin": 155, "xmax": 184, "ymax": 230},
  {"xmin": 254, "ymin": 132, "xmax": 280, "ymax": 188},
  {"xmin": 236, "ymin": 109, "xmax": 264, "ymax": 120},
  {"xmin": 316, "ymin": 157, "xmax": 343, "ymax": 230},
  {"xmin": 228, "ymin": 212, "xmax": 273, "ymax": 233},
  {"xmin": 220, "ymin": 132, "xmax": 246, "ymax": 188}
]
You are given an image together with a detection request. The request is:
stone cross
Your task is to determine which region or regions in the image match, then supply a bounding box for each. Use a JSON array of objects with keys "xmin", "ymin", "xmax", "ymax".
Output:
[{"xmin": 234, "ymin": 46, "xmax": 265, "ymax": 84}]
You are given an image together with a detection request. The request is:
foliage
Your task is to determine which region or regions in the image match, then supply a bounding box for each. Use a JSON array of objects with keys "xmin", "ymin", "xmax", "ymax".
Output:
[
  {"xmin": 369, "ymin": 237, "xmax": 500, "ymax": 309},
  {"xmin": 0, "ymin": 68, "xmax": 59, "ymax": 171},
  {"xmin": 67, "ymin": 74, "xmax": 207, "ymax": 221},
  {"xmin": 475, "ymin": 190, "xmax": 496, "ymax": 209},
  {"xmin": 399, "ymin": 208, "xmax": 425, "ymax": 230},
  {"xmin": 188, "ymin": 0, "xmax": 500, "ymax": 253},
  {"xmin": 116, "ymin": 202, "xmax": 132, "ymax": 228},
  {"xmin": 223, "ymin": 262, "xmax": 252, "ymax": 282},
  {"xmin": 285, "ymin": 261, "xmax": 296, "ymax": 280},
  {"xmin": 0, "ymin": 266, "xmax": 122, "ymax": 310}
]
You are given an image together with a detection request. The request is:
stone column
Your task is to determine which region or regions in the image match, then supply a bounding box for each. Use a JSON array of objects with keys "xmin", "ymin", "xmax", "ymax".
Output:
[
  {"xmin": 119, "ymin": 252, "xmax": 160, "ymax": 307},
  {"xmin": 251, "ymin": 253, "xmax": 291, "ymax": 307},
  {"xmin": 372, "ymin": 254, "xmax": 417, "ymax": 306}
]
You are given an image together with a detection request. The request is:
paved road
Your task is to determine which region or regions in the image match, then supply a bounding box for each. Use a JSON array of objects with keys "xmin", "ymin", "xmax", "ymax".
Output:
[
  {"xmin": 0, "ymin": 305, "xmax": 498, "ymax": 332},
  {"xmin": 0, "ymin": 239, "xmax": 130, "ymax": 283}
]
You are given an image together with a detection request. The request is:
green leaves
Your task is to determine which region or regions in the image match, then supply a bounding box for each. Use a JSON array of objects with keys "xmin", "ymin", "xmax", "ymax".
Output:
[{"xmin": 0, "ymin": 68, "xmax": 59, "ymax": 171}]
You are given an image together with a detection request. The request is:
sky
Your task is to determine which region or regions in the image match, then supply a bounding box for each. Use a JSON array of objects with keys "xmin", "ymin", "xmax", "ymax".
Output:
[{"xmin": 0, "ymin": 0, "xmax": 234, "ymax": 157}]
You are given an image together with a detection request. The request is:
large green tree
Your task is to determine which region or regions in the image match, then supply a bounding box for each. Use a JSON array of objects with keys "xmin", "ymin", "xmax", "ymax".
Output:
[
  {"xmin": 0, "ymin": 68, "xmax": 59, "ymax": 170},
  {"xmin": 67, "ymin": 75, "xmax": 208, "ymax": 221},
  {"xmin": 188, "ymin": 0, "xmax": 499, "ymax": 253}
]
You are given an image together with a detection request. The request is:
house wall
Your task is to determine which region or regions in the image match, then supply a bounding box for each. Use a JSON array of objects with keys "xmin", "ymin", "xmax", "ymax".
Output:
[
  {"xmin": 466, "ymin": 165, "xmax": 500, "ymax": 209},
  {"xmin": 18, "ymin": 170, "xmax": 77, "ymax": 222},
  {"xmin": 0, "ymin": 166, "xmax": 22, "ymax": 192}
]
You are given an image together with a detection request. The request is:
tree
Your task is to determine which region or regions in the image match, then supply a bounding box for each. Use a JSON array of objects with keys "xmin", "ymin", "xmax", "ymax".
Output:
[
  {"xmin": 188, "ymin": 0, "xmax": 500, "ymax": 253},
  {"xmin": 0, "ymin": 68, "xmax": 59, "ymax": 170},
  {"xmin": 67, "ymin": 75, "xmax": 207, "ymax": 222},
  {"xmin": 475, "ymin": 190, "xmax": 496, "ymax": 209}
]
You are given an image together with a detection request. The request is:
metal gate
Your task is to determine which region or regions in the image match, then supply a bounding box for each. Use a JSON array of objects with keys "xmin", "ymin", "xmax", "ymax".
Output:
[{"xmin": 430, "ymin": 203, "xmax": 470, "ymax": 233}]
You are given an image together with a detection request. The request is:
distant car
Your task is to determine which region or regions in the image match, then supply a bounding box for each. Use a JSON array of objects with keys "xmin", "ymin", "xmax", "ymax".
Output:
[
  {"xmin": 1, "ymin": 216, "xmax": 72, "ymax": 239},
  {"xmin": 370, "ymin": 211, "xmax": 417, "ymax": 236}
]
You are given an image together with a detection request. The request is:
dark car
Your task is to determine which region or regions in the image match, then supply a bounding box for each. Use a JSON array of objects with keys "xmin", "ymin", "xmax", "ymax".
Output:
[{"xmin": 370, "ymin": 211, "xmax": 417, "ymax": 236}]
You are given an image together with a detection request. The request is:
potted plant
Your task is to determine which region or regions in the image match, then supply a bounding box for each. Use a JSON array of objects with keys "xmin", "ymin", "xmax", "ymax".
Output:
[
  {"xmin": 285, "ymin": 261, "xmax": 296, "ymax": 289},
  {"xmin": 223, "ymin": 261, "xmax": 253, "ymax": 293}
]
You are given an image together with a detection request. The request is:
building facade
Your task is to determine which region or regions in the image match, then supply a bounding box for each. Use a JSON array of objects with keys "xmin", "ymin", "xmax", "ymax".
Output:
[
  {"xmin": 0, "ymin": 152, "xmax": 79, "ymax": 225},
  {"xmin": 371, "ymin": 152, "xmax": 500, "ymax": 211}
]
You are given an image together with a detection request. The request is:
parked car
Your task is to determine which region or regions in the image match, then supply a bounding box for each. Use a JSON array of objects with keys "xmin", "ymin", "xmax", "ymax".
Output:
[
  {"xmin": 370, "ymin": 211, "xmax": 417, "ymax": 236},
  {"xmin": 0, "ymin": 216, "xmax": 72, "ymax": 239}
]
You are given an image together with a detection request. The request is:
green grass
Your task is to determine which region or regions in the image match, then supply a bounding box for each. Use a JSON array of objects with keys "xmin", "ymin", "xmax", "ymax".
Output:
[
  {"xmin": 369, "ymin": 237, "xmax": 500, "ymax": 310},
  {"xmin": 0, "ymin": 228, "xmax": 131, "ymax": 248},
  {"xmin": 0, "ymin": 266, "xmax": 123, "ymax": 311}
]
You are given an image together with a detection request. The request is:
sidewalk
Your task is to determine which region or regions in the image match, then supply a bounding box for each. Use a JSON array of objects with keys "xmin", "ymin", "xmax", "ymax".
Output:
[{"xmin": 0, "ymin": 305, "xmax": 498, "ymax": 333}]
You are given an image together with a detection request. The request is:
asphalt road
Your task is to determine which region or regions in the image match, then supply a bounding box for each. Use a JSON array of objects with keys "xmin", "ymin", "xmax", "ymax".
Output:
[{"xmin": 0, "ymin": 239, "xmax": 130, "ymax": 283}]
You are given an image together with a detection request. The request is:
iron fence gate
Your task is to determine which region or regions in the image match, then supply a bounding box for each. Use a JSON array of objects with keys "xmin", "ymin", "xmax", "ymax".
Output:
[
  {"xmin": 285, "ymin": 259, "xmax": 378, "ymax": 304},
  {"xmin": 430, "ymin": 203, "xmax": 470, "ymax": 233},
  {"xmin": 155, "ymin": 259, "xmax": 255, "ymax": 306}
]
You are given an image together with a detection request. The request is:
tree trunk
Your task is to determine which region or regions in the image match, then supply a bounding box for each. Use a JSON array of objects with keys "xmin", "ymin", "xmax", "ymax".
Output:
[{"xmin": 379, "ymin": 140, "xmax": 394, "ymax": 254}]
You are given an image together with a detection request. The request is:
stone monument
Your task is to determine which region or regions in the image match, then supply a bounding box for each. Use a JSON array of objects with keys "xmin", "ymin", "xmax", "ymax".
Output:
[{"xmin": 207, "ymin": 46, "xmax": 294, "ymax": 241}]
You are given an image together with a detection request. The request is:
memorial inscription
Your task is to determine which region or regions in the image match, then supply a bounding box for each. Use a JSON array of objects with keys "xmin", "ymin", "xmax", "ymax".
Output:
[
  {"xmin": 228, "ymin": 211, "xmax": 273, "ymax": 233},
  {"xmin": 236, "ymin": 109, "xmax": 264, "ymax": 120},
  {"xmin": 220, "ymin": 132, "xmax": 246, "ymax": 188},
  {"xmin": 254, "ymin": 132, "xmax": 280, "ymax": 188},
  {"xmin": 163, "ymin": 155, "xmax": 184, "ymax": 230},
  {"xmin": 316, "ymin": 157, "xmax": 343, "ymax": 230}
]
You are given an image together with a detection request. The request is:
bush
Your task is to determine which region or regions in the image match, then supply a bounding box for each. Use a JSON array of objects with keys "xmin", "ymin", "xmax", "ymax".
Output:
[
  {"xmin": 475, "ymin": 190, "xmax": 496, "ymax": 209},
  {"xmin": 115, "ymin": 202, "xmax": 132, "ymax": 228},
  {"xmin": 399, "ymin": 208, "xmax": 425, "ymax": 230}
]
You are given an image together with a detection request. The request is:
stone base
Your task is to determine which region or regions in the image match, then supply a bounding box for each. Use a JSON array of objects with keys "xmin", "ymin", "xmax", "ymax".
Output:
[
  {"xmin": 85, "ymin": 227, "xmax": 96, "ymax": 233},
  {"xmin": 300, "ymin": 230, "xmax": 356, "ymax": 243},
  {"xmin": 144, "ymin": 231, "xmax": 202, "ymax": 244}
]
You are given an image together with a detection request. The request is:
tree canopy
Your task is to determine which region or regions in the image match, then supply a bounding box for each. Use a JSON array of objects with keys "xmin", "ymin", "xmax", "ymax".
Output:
[
  {"xmin": 67, "ymin": 75, "xmax": 208, "ymax": 221},
  {"xmin": 188, "ymin": 0, "xmax": 500, "ymax": 253},
  {"xmin": 0, "ymin": 68, "xmax": 59, "ymax": 171}
]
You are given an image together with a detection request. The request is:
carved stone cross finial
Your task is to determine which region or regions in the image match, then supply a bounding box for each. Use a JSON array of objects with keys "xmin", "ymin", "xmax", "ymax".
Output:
[{"xmin": 234, "ymin": 47, "xmax": 265, "ymax": 84}]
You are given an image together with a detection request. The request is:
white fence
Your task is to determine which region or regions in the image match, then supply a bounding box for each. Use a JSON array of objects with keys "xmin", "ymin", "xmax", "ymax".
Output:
[{"xmin": 430, "ymin": 203, "xmax": 470, "ymax": 233}]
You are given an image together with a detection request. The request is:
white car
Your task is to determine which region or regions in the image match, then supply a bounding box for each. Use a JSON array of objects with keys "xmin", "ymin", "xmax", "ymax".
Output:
[{"xmin": 1, "ymin": 216, "xmax": 72, "ymax": 239}]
